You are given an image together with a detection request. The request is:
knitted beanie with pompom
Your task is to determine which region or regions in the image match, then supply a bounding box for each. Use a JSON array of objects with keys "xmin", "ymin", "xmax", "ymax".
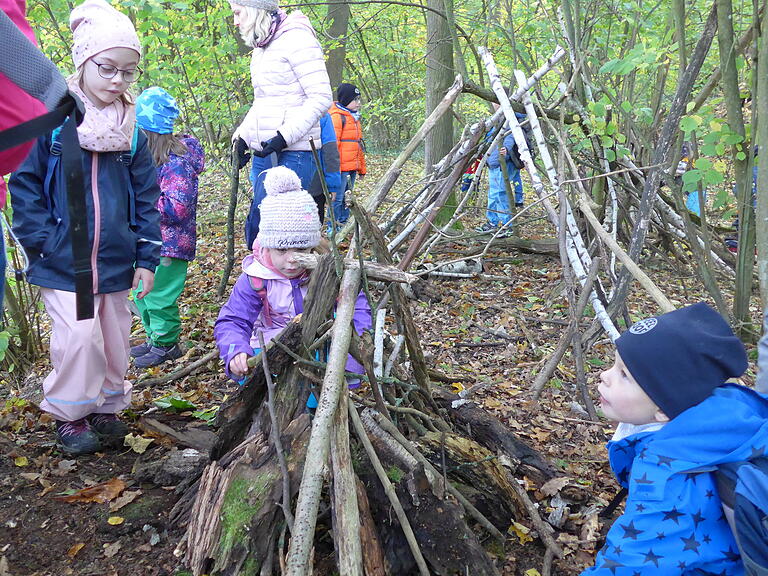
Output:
[{"xmin": 257, "ymin": 166, "xmax": 321, "ymax": 249}]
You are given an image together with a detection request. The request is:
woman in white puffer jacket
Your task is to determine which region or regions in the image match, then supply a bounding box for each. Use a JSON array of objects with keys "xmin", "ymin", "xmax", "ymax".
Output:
[{"xmin": 230, "ymin": 0, "xmax": 332, "ymax": 248}]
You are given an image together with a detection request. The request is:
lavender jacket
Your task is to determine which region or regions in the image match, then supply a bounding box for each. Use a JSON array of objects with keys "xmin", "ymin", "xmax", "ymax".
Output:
[{"xmin": 214, "ymin": 254, "xmax": 371, "ymax": 380}]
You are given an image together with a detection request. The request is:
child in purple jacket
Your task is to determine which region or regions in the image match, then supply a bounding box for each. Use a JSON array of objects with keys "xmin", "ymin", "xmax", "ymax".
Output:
[
  {"xmin": 214, "ymin": 166, "xmax": 371, "ymax": 384},
  {"xmin": 131, "ymin": 87, "xmax": 205, "ymax": 368}
]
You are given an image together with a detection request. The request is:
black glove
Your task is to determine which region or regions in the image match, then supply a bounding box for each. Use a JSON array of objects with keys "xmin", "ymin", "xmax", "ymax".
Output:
[
  {"xmin": 253, "ymin": 131, "xmax": 287, "ymax": 158},
  {"xmin": 234, "ymin": 137, "xmax": 251, "ymax": 169}
]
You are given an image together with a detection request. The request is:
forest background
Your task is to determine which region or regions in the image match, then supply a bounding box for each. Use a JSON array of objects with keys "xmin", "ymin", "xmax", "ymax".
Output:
[
  {"xmin": 1, "ymin": 0, "xmax": 767, "ymax": 573},
  {"xmin": 20, "ymin": 0, "xmax": 767, "ymax": 321}
]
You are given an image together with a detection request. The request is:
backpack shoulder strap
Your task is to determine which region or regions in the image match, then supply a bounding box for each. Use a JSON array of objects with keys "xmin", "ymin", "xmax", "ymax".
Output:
[{"xmin": 131, "ymin": 123, "xmax": 139, "ymax": 158}]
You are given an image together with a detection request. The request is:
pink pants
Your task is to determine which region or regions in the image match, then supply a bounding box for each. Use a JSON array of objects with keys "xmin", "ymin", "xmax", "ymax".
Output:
[{"xmin": 40, "ymin": 288, "xmax": 132, "ymax": 422}]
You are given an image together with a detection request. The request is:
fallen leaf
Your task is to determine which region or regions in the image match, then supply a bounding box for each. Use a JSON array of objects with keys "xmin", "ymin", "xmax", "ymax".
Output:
[
  {"xmin": 13, "ymin": 456, "xmax": 28, "ymax": 467},
  {"xmin": 525, "ymin": 570, "xmax": 542, "ymax": 576},
  {"xmin": 508, "ymin": 521, "xmax": 533, "ymax": 545},
  {"xmin": 55, "ymin": 478, "xmax": 126, "ymax": 503},
  {"xmin": 109, "ymin": 489, "xmax": 142, "ymax": 512},
  {"xmin": 107, "ymin": 516, "xmax": 124, "ymax": 525},
  {"xmin": 67, "ymin": 542, "xmax": 85, "ymax": 558},
  {"xmin": 20, "ymin": 472, "xmax": 41, "ymax": 482},
  {"xmin": 56, "ymin": 460, "xmax": 77, "ymax": 475},
  {"xmin": 580, "ymin": 513, "xmax": 600, "ymax": 544},
  {"xmin": 0, "ymin": 556, "xmax": 9, "ymax": 576},
  {"xmin": 539, "ymin": 476, "xmax": 571, "ymax": 497},
  {"xmin": 103, "ymin": 541, "xmax": 121, "ymax": 558},
  {"xmin": 124, "ymin": 433, "xmax": 153, "ymax": 454}
]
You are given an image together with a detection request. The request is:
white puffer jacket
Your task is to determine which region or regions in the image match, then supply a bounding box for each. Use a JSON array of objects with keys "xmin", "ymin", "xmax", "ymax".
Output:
[{"xmin": 236, "ymin": 11, "xmax": 332, "ymax": 152}]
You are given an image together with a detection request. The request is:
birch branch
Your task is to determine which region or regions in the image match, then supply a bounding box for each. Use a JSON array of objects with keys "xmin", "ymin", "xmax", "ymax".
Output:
[
  {"xmin": 290, "ymin": 253, "xmax": 417, "ymax": 284},
  {"xmin": 285, "ymin": 268, "xmax": 362, "ymax": 576}
]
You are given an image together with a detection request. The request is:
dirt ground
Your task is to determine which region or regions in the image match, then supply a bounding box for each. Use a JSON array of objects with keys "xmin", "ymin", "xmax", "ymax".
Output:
[{"xmin": 0, "ymin": 154, "xmax": 759, "ymax": 576}]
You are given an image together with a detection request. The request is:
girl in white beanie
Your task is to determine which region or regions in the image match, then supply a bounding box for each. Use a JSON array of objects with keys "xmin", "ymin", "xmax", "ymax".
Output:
[
  {"xmin": 228, "ymin": 0, "xmax": 332, "ymax": 250},
  {"xmin": 9, "ymin": 0, "xmax": 161, "ymax": 455},
  {"xmin": 214, "ymin": 166, "xmax": 370, "ymax": 385}
]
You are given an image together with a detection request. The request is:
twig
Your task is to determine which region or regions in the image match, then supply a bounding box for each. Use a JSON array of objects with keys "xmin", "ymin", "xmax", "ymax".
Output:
[
  {"xmin": 258, "ymin": 331, "xmax": 295, "ymax": 533},
  {"xmin": 137, "ymin": 349, "xmax": 218, "ymax": 387},
  {"xmin": 454, "ymin": 341, "xmax": 507, "ymax": 348},
  {"xmin": 348, "ymin": 401, "xmax": 431, "ymax": 576},
  {"xmin": 500, "ymin": 457, "xmax": 563, "ymax": 559}
]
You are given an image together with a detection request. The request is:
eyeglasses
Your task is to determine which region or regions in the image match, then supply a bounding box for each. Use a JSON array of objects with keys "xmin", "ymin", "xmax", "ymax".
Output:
[{"xmin": 91, "ymin": 60, "xmax": 142, "ymax": 83}]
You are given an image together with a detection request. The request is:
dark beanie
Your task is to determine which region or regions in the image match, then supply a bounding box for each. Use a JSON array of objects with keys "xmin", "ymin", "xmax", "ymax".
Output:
[
  {"xmin": 337, "ymin": 83, "xmax": 360, "ymax": 107},
  {"xmin": 615, "ymin": 302, "xmax": 747, "ymax": 419}
]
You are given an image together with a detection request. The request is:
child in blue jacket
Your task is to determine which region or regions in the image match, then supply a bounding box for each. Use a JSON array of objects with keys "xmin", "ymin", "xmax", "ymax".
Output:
[
  {"xmin": 306, "ymin": 112, "xmax": 342, "ymax": 227},
  {"xmin": 130, "ymin": 87, "xmax": 205, "ymax": 368},
  {"xmin": 9, "ymin": 0, "xmax": 161, "ymax": 455},
  {"xmin": 582, "ymin": 303, "xmax": 768, "ymax": 575}
]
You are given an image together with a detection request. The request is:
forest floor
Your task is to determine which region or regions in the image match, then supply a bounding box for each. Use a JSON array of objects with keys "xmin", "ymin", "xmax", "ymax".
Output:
[{"xmin": 0, "ymin": 152, "xmax": 761, "ymax": 576}]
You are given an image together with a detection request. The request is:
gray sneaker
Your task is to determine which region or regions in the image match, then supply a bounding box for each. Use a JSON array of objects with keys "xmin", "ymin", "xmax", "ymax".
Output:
[
  {"xmin": 130, "ymin": 339, "xmax": 152, "ymax": 358},
  {"xmin": 475, "ymin": 222, "xmax": 497, "ymax": 233},
  {"xmin": 134, "ymin": 343, "xmax": 183, "ymax": 368}
]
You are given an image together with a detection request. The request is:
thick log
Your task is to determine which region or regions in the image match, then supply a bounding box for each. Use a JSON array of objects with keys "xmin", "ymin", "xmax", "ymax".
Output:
[
  {"xmin": 358, "ymin": 417, "xmax": 501, "ymax": 576},
  {"xmin": 185, "ymin": 415, "xmax": 311, "ymax": 576},
  {"xmin": 432, "ymin": 388, "xmax": 559, "ymax": 485},
  {"xmin": 330, "ymin": 391, "xmax": 364, "ymax": 575},
  {"xmin": 355, "ymin": 478, "xmax": 388, "ymax": 576}
]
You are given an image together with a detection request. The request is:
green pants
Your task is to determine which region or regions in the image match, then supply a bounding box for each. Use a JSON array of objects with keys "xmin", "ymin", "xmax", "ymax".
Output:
[{"xmin": 134, "ymin": 257, "xmax": 189, "ymax": 346}]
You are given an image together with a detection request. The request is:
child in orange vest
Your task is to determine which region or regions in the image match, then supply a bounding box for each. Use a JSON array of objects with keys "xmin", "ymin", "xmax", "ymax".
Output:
[{"xmin": 328, "ymin": 83, "xmax": 366, "ymax": 226}]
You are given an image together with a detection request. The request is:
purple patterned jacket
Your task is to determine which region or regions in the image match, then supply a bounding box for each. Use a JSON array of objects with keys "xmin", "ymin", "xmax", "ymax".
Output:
[{"xmin": 157, "ymin": 135, "xmax": 205, "ymax": 261}]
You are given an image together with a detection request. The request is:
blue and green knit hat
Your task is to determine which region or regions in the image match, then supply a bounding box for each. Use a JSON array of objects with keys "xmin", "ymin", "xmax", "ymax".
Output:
[{"xmin": 136, "ymin": 87, "xmax": 179, "ymax": 135}]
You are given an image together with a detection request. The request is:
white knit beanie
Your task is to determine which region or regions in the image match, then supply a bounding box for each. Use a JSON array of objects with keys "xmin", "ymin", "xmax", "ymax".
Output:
[
  {"xmin": 231, "ymin": 0, "xmax": 278, "ymax": 11},
  {"xmin": 257, "ymin": 166, "xmax": 321, "ymax": 249},
  {"xmin": 70, "ymin": 0, "xmax": 142, "ymax": 70}
]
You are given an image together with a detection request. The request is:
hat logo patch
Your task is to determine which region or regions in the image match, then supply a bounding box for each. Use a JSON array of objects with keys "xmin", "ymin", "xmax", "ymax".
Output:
[{"xmin": 629, "ymin": 317, "xmax": 657, "ymax": 335}]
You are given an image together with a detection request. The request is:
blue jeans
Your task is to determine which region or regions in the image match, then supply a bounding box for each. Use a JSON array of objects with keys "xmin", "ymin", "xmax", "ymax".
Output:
[
  {"xmin": 245, "ymin": 150, "xmax": 317, "ymax": 249},
  {"xmin": 330, "ymin": 171, "xmax": 356, "ymax": 225},
  {"xmin": 487, "ymin": 166, "xmax": 523, "ymax": 226}
]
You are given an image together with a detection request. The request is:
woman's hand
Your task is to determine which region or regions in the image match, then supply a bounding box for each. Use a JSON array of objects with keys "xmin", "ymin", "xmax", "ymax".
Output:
[
  {"xmin": 229, "ymin": 352, "xmax": 251, "ymax": 377},
  {"xmin": 253, "ymin": 132, "xmax": 287, "ymax": 158},
  {"xmin": 132, "ymin": 267, "xmax": 155, "ymax": 299},
  {"xmin": 235, "ymin": 137, "xmax": 251, "ymax": 169}
]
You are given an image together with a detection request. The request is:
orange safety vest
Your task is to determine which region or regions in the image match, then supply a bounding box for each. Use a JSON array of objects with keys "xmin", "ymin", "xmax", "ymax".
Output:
[{"xmin": 329, "ymin": 103, "xmax": 366, "ymax": 175}]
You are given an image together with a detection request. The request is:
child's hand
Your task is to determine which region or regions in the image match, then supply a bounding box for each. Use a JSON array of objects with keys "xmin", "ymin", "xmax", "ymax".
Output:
[
  {"xmin": 132, "ymin": 267, "xmax": 155, "ymax": 299},
  {"xmin": 500, "ymin": 146, "xmax": 508, "ymax": 157},
  {"xmin": 229, "ymin": 353, "xmax": 251, "ymax": 377}
]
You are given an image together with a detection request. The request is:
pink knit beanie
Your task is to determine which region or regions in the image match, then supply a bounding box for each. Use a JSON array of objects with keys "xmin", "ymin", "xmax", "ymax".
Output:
[
  {"xmin": 70, "ymin": 0, "xmax": 142, "ymax": 70},
  {"xmin": 257, "ymin": 166, "xmax": 321, "ymax": 249}
]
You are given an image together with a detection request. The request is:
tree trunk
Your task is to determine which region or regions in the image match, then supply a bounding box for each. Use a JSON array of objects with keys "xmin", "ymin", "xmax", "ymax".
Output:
[
  {"xmin": 325, "ymin": 0, "xmax": 351, "ymax": 90},
  {"xmin": 717, "ymin": 0, "xmax": 754, "ymax": 334},
  {"xmin": 425, "ymin": 0, "xmax": 455, "ymax": 176}
]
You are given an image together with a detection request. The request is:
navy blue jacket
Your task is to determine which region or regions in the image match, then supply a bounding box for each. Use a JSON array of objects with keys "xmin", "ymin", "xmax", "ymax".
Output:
[
  {"xmin": 9, "ymin": 130, "xmax": 161, "ymax": 294},
  {"xmin": 582, "ymin": 385, "xmax": 768, "ymax": 575},
  {"xmin": 487, "ymin": 130, "xmax": 519, "ymax": 172}
]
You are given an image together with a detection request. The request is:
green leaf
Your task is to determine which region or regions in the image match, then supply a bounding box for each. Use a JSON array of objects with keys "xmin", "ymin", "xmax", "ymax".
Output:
[
  {"xmin": 680, "ymin": 116, "xmax": 700, "ymax": 133},
  {"xmin": 153, "ymin": 395, "xmax": 196, "ymax": 412}
]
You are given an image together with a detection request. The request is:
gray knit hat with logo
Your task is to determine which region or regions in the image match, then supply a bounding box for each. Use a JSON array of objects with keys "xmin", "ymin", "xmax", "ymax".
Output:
[
  {"xmin": 230, "ymin": 0, "xmax": 278, "ymax": 11},
  {"xmin": 257, "ymin": 166, "xmax": 321, "ymax": 250}
]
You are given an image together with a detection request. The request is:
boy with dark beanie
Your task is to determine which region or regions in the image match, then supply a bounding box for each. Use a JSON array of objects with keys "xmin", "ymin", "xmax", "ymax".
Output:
[
  {"xmin": 582, "ymin": 302, "xmax": 768, "ymax": 575},
  {"xmin": 328, "ymin": 83, "xmax": 366, "ymax": 227}
]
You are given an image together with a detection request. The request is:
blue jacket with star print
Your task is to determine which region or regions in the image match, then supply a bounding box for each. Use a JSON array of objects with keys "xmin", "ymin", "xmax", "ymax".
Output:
[{"xmin": 581, "ymin": 384, "xmax": 768, "ymax": 575}]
